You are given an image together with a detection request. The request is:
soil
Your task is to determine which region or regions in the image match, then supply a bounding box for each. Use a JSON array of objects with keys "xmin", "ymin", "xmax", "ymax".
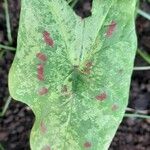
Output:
[{"xmin": 0, "ymin": 0, "xmax": 150, "ymax": 150}]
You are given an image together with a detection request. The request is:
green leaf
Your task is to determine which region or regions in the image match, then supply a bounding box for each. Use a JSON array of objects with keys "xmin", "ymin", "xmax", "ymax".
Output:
[{"xmin": 9, "ymin": 0, "xmax": 137, "ymax": 149}]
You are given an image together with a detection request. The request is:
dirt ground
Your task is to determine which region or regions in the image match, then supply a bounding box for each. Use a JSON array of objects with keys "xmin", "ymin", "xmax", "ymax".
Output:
[{"xmin": 0, "ymin": 0, "xmax": 150, "ymax": 150}]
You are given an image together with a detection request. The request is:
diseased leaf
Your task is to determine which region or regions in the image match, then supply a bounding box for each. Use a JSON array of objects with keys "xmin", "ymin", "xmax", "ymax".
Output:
[{"xmin": 9, "ymin": 0, "xmax": 137, "ymax": 149}]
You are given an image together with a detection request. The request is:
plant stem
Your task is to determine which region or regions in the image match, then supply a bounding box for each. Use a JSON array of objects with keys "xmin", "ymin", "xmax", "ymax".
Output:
[
  {"xmin": 71, "ymin": 0, "xmax": 78, "ymax": 8},
  {"xmin": 124, "ymin": 113, "xmax": 150, "ymax": 119},
  {"xmin": 0, "ymin": 44, "xmax": 16, "ymax": 51},
  {"xmin": 126, "ymin": 107, "xmax": 148, "ymax": 114},
  {"xmin": 67, "ymin": 0, "xmax": 73, "ymax": 4},
  {"xmin": 4, "ymin": 0, "xmax": 13, "ymax": 43},
  {"xmin": 0, "ymin": 144, "xmax": 4, "ymax": 150},
  {"xmin": 138, "ymin": 9, "xmax": 150, "ymax": 20},
  {"xmin": 137, "ymin": 49, "xmax": 150, "ymax": 64},
  {"xmin": 134, "ymin": 66, "xmax": 150, "ymax": 70},
  {"xmin": 0, "ymin": 51, "xmax": 4, "ymax": 59},
  {"xmin": 0, "ymin": 96, "xmax": 12, "ymax": 117}
]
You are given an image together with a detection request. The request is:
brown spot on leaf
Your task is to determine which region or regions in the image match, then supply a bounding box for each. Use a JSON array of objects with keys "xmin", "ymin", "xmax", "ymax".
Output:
[
  {"xmin": 41, "ymin": 145, "xmax": 51, "ymax": 150},
  {"xmin": 37, "ymin": 64, "xmax": 44, "ymax": 81},
  {"xmin": 84, "ymin": 142, "xmax": 92, "ymax": 148},
  {"xmin": 95, "ymin": 92, "xmax": 107, "ymax": 101},
  {"xmin": 40, "ymin": 121, "xmax": 47, "ymax": 134},
  {"xmin": 36, "ymin": 52, "xmax": 47, "ymax": 62},
  {"xmin": 111, "ymin": 104, "xmax": 119, "ymax": 111},
  {"xmin": 38, "ymin": 87, "xmax": 48, "ymax": 95},
  {"xmin": 43, "ymin": 31, "xmax": 54, "ymax": 47},
  {"xmin": 61, "ymin": 85, "xmax": 68, "ymax": 93},
  {"xmin": 85, "ymin": 61, "xmax": 93, "ymax": 68},
  {"xmin": 82, "ymin": 61, "xmax": 93, "ymax": 74},
  {"xmin": 83, "ymin": 68, "xmax": 91, "ymax": 74},
  {"xmin": 106, "ymin": 21, "xmax": 116, "ymax": 37}
]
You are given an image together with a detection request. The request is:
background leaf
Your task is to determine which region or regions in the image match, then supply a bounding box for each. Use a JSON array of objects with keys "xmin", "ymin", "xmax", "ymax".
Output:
[{"xmin": 9, "ymin": 0, "xmax": 137, "ymax": 149}]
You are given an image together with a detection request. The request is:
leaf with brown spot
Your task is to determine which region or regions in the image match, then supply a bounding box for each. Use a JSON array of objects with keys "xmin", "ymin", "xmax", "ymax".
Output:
[{"xmin": 9, "ymin": 0, "xmax": 137, "ymax": 149}]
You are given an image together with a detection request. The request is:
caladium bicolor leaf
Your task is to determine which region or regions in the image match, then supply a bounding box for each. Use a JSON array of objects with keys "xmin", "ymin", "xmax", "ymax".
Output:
[{"xmin": 9, "ymin": 0, "xmax": 137, "ymax": 149}]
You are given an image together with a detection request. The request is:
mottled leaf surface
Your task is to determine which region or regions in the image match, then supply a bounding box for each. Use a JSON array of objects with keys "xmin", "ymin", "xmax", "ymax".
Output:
[{"xmin": 9, "ymin": 0, "xmax": 137, "ymax": 149}]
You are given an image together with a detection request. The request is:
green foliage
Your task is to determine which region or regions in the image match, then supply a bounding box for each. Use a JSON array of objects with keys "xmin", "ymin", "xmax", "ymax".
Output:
[
  {"xmin": 137, "ymin": 49, "xmax": 150, "ymax": 64},
  {"xmin": 9, "ymin": 0, "xmax": 137, "ymax": 149}
]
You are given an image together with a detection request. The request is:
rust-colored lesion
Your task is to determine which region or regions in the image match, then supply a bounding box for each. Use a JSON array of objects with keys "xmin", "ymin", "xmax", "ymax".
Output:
[
  {"xmin": 36, "ymin": 52, "xmax": 47, "ymax": 62},
  {"xmin": 43, "ymin": 31, "xmax": 54, "ymax": 47},
  {"xmin": 37, "ymin": 64, "xmax": 44, "ymax": 81},
  {"xmin": 38, "ymin": 87, "xmax": 49, "ymax": 95},
  {"xmin": 111, "ymin": 104, "xmax": 119, "ymax": 111},
  {"xmin": 84, "ymin": 141, "xmax": 92, "ymax": 148},
  {"xmin": 95, "ymin": 92, "xmax": 107, "ymax": 101},
  {"xmin": 41, "ymin": 145, "xmax": 51, "ymax": 150},
  {"xmin": 81, "ymin": 61, "xmax": 93, "ymax": 75},
  {"xmin": 106, "ymin": 21, "xmax": 117, "ymax": 37},
  {"xmin": 61, "ymin": 85, "xmax": 68, "ymax": 93},
  {"xmin": 40, "ymin": 120, "xmax": 47, "ymax": 134}
]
